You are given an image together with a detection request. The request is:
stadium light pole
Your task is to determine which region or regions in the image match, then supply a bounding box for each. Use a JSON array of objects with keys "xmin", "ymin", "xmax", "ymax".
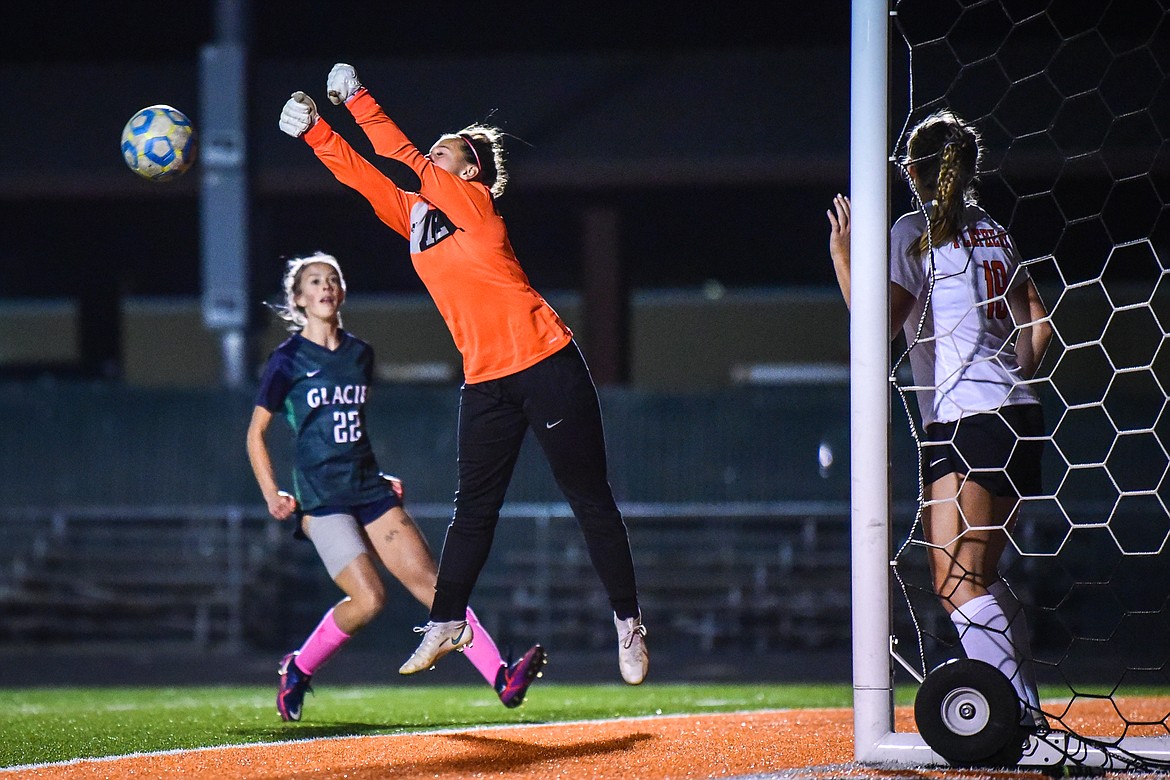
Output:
[
  {"xmin": 200, "ymin": 0, "xmax": 253, "ymax": 387},
  {"xmin": 850, "ymin": 0, "xmax": 895, "ymax": 763}
]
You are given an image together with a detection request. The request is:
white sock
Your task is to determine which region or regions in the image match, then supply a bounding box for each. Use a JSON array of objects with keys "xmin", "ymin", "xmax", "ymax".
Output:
[
  {"xmin": 988, "ymin": 579, "xmax": 1042, "ymax": 715},
  {"xmin": 951, "ymin": 593, "xmax": 1030, "ymax": 710}
]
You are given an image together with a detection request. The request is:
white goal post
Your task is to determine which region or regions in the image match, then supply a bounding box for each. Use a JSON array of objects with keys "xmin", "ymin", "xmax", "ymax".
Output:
[{"xmin": 848, "ymin": 0, "xmax": 902, "ymax": 764}]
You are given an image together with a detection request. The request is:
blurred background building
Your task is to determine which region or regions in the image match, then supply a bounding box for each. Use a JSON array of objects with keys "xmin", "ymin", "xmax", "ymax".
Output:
[
  {"xmin": 0, "ymin": 2, "xmax": 853, "ymax": 387},
  {"xmin": 2, "ymin": 2, "xmax": 1148, "ymax": 685}
]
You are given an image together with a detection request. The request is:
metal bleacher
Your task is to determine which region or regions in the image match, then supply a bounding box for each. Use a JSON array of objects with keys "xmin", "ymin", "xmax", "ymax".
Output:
[
  {"xmin": 456, "ymin": 502, "xmax": 854, "ymax": 656},
  {"xmin": 0, "ymin": 502, "xmax": 856, "ymax": 657},
  {"xmin": 0, "ymin": 380, "xmax": 878, "ymax": 659},
  {"xmin": 0, "ymin": 507, "xmax": 277, "ymax": 649}
]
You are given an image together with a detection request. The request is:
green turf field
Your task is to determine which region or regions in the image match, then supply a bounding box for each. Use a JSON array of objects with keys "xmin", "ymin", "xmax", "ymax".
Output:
[
  {"xmin": 0, "ymin": 682, "xmax": 861, "ymax": 769},
  {"xmin": 9, "ymin": 683, "xmax": 1164, "ymax": 770}
]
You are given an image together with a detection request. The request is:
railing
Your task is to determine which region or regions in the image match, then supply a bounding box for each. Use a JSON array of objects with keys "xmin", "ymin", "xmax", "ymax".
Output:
[
  {"xmin": 1, "ymin": 500, "xmax": 1149, "ymax": 663},
  {"xmin": 451, "ymin": 501, "xmax": 855, "ymax": 653},
  {"xmin": 0, "ymin": 506, "xmax": 277, "ymax": 650},
  {"xmin": 0, "ymin": 502, "xmax": 857, "ymax": 654}
]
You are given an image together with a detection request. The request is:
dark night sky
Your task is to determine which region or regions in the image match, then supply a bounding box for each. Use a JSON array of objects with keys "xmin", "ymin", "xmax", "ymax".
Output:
[
  {"xmin": 7, "ymin": 4, "xmax": 1155, "ymax": 306},
  {"xmin": 2, "ymin": 3, "xmax": 848, "ymax": 64},
  {"xmin": 1, "ymin": 3, "xmax": 855, "ymax": 303}
]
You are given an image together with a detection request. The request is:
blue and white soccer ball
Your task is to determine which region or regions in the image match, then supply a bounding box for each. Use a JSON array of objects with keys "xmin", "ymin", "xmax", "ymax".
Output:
[{"xmin": 120, "ymin": 105, "xmax": 197, "ymax": 181}]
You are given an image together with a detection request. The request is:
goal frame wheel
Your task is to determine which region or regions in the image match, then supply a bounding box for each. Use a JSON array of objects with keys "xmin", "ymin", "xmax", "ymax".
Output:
[{"xmin": 914, "ymin": 658, "xmax": 1026, "ymax": 766}]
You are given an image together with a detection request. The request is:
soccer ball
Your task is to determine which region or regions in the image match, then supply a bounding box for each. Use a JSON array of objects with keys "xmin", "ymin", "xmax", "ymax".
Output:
[{"xmin": 120, "ymin": 105, "xmax": 197, "ymax": 181}]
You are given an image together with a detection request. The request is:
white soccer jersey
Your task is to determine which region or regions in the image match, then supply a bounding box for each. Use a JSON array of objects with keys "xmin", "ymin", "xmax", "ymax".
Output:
[{"xmin": 890, "ymin": 203, "xmax": 1040, "ymax": 427}]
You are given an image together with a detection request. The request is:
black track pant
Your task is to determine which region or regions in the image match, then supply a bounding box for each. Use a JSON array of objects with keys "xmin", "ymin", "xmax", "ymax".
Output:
[{"xmin": 430, "ymin": 341, "xmax": 640, "ymax": 621}]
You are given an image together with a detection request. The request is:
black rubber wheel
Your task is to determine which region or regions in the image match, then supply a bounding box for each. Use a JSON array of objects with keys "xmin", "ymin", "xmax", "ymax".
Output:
[{"xmin": 914, "ymin": 658, "xmax": 1026, "ymax": 766}]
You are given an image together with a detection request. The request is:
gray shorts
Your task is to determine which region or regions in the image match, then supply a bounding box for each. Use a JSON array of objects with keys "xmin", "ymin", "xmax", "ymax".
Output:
[{"xmin": 303, "ymin": 512, "xmax": 370, "ymax": 579}]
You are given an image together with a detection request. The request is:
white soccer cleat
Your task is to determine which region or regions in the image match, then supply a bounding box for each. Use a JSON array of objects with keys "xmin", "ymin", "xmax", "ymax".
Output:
[
  {"xmin": 399, "ymin": 620, "xmax": 473, "ymax": 675},
  {"xmin": 614, "ymin": 613, "xmax": 649, "ymax": 685}
]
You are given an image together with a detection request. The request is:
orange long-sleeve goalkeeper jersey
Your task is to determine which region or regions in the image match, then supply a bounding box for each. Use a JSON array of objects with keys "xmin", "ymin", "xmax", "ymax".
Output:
[{"xmin": 302, "ymin": 89, "xmax": 573, "ymax": 384}]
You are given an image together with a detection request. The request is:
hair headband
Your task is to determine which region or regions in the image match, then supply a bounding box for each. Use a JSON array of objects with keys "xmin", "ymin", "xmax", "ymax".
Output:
[{"xmin": 458, "ymin": 133, "xmax": 482, "ymax": 171}]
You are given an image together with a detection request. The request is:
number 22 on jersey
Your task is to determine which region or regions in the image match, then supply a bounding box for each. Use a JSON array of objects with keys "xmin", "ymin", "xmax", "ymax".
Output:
[{"xmin": 333, "ymin": 410, "xmax": 362, "ymax": 443}]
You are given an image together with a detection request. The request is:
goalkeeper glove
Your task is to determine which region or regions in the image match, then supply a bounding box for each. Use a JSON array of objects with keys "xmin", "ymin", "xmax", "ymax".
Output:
[
  {"xmin": 327, "ymin": 63, "xmax": 362, "ymax": 106},
  {"xmin": 278, "ymin": 91, "xmax": 318, "ymax": 138}
]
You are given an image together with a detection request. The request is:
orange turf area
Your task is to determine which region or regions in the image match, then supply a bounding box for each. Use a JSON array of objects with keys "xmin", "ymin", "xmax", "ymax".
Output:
[{"xmin": 12, "ymin": 699, "xmax": 1170, "ymax": 780}]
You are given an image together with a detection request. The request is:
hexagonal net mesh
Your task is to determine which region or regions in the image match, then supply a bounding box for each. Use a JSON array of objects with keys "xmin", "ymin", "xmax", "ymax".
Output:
[{"xmin": 889, "ymin": 0, "xmax": 1170, "ymax": 768}]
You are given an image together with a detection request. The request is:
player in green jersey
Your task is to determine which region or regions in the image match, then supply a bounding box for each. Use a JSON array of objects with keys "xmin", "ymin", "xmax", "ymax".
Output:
[{"xmin": 247, "ymin": 252, "xmax": 546, "ymax": 721}]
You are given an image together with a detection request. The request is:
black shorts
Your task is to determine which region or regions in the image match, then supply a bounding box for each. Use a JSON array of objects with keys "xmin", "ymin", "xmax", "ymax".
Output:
[
  {"xmin": 921, "ymin": 404, "xmax": 1044, "ymax": 497},
  {"xmin": 294, "ymin": 475, "xmax": 405, "ymax": 540}
]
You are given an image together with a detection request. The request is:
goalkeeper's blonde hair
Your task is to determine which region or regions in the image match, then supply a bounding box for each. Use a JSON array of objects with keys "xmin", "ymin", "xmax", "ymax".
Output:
[
  {"xmin": 454, "ymin": 123, "xmax": 509, "ymax": 198},
  {"xmin": 271, "ymin": 252, "xmax": 347, "ymax": 332}
]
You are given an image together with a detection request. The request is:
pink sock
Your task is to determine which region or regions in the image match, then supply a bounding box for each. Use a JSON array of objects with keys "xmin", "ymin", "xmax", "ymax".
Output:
[
  {"xmin": 295, "ymin": 607, "xmax": 351, "ymax": 676},
  {"xmin": 462, "ymin": 606, "xmax": 505, "ymax": 685}
]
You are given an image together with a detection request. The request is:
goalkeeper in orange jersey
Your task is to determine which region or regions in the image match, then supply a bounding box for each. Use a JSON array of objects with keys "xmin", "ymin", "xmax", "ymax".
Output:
[{"xmin": 278, "ymin": 64, "xmax": 647, "ymax": 685}]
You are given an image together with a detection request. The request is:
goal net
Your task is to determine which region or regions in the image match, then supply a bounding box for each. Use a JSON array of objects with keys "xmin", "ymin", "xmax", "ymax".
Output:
[{"xmin": 851, "ymin": 0, "xmax": 1170, "ymax": 770}]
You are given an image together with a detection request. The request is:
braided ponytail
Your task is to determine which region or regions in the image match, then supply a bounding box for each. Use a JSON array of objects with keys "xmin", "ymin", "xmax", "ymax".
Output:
[{"xmin": 901, "ymin": 111, "xmax": 981, "ymax": 256}]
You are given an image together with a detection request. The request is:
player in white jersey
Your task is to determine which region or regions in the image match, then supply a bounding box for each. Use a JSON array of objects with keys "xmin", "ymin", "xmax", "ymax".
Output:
[
  {"xmin": 889, "ymin": 203, "xmax": 1042, "ymax": 428},
  {"xmin": 827, "ymin": 110, "xmax": 1054, "ymax": 726}
]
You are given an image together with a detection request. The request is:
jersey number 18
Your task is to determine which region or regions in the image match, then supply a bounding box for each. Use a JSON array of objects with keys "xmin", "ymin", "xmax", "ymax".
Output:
[{"xmin": 982, "ymin": 259, "xmax": 1009, "ymax": 320}]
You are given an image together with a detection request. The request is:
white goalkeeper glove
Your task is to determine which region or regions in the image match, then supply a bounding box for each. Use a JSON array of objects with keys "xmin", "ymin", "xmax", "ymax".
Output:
[
  {"xmin": 278, "ymin": 91, "xmax": 318, "ymax": 138},
  {"xmin": 327, "ymin": 63, "xmax": 362, "ymax": 106}
]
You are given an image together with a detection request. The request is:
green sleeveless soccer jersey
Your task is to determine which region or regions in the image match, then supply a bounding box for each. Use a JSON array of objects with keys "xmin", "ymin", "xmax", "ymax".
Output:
[{"xmin": 255, "ymin": 332, "xmax": 387, "ymax": 512}]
